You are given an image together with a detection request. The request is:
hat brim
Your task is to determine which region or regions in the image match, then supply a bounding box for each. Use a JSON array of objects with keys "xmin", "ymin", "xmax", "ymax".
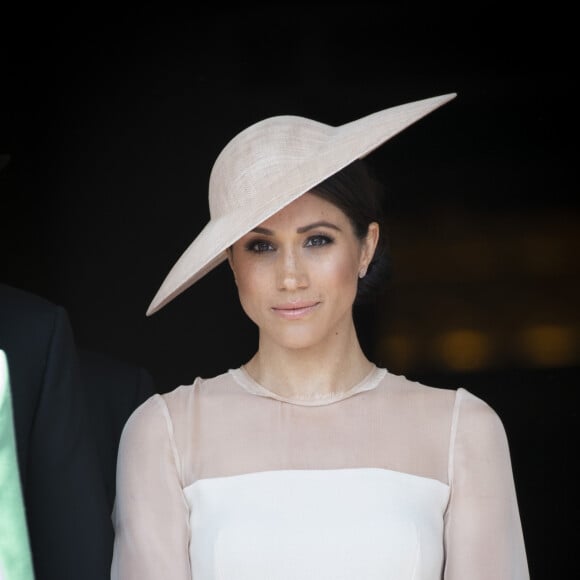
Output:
[{"xmin": 146, "ymin": 92, "xmax": 457, "ymax": 316}]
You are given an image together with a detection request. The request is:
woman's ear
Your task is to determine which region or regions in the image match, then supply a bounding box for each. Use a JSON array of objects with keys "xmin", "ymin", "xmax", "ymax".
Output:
[{"xmin": 360, "ymin": 222, "xmax": 380, "ymax": 271}]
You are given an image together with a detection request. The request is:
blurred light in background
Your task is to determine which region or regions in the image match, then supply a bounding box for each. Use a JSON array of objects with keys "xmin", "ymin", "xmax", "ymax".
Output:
[
  {"xmin": 434, "ymin": 328, "xmax": 492, "ymax": 372},
  {"xmin": 517, "ymin": 324, "xmax": 577, "ymax": 368},
  {"xmin": 376, "ymin": 208, "xmax": 580, "ymax": 374}
]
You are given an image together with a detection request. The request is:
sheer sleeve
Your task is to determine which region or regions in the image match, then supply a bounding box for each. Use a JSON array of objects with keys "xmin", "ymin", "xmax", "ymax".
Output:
[
  {"xmin": 444, "ymin": 388, "xmax": 529, "ymax": 579},
  {"xmin": 111, "ymin": 394, "xmax": 191, "ymax": 579}
]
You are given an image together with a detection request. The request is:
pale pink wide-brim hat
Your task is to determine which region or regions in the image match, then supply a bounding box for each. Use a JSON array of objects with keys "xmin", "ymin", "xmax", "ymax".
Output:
[{"xmin": 146, "ymin": 92, "xmax": 457, "ymax": 316}]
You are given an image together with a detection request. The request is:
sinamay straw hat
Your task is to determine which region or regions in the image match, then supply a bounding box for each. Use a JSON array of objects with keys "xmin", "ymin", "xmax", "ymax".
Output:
[{"xmin": 146, "ymin": 92, "xmax": 457, "ymax": 316}]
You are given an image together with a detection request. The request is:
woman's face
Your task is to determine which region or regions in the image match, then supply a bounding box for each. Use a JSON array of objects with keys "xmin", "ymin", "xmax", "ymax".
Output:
[{"xmin": 228, "ymin": 192, "xmax": 379, "ymax": 351}]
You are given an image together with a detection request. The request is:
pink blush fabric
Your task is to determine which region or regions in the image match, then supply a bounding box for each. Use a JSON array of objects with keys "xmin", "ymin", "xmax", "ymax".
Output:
[{"xmin": 111, "ymin": 367, "xmax": 529, "ymax": 579}]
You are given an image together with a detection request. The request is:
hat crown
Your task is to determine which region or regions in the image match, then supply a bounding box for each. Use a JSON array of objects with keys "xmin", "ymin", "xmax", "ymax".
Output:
[{"xmin": 208, "ymin": 116, "xmax": 333, "ymax": 219}]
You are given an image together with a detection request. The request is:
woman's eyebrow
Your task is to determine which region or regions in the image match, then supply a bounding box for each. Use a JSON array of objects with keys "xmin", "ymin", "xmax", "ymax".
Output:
[
  {"xmin": 297, "ymin": 221, "xmax": 341, "ymax": 233},
  {"xmin": 250, "ymin": 221, "xmax": 341, "ymax": 236},
  {"xmin": 251, "ymin": 226, "xmax": 274, "ymax": 235}
]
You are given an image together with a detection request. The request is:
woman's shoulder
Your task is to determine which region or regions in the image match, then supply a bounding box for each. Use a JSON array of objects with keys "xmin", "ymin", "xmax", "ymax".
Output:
[
  {"xmin": 383, "ymin": 370, "xmax": 458, "ymax": 403},
  {"xmin": 160, "ymin": 369, "xmax": 240, "ymax": 403},
  {"xmin": 382, "ymin": 370, "xmax": 499, "ymax": 424},
  {"xmin": 120, "ymin": 370, "xmax": 237, "ymax": 436},
  {"xmin": 139, "ymin": 368, "xmax": 251, "ymax": 422}
]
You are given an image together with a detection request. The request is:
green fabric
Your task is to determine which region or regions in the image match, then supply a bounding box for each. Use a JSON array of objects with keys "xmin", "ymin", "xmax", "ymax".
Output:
[{"xmin": 0, "ymin": 349, "xmax": 35, "ymax": 580}]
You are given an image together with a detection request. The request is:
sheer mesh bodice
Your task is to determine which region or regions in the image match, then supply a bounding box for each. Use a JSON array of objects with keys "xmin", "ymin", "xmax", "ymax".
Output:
[{"xmin": 111, "ymin": 367, "xmax": 529, "ymax": 579}]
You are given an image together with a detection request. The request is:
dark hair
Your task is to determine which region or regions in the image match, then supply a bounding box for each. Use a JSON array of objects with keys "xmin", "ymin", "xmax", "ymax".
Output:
[{"xmin": 312, "ymin": 159, "xmax": 390, "ymax": 305}]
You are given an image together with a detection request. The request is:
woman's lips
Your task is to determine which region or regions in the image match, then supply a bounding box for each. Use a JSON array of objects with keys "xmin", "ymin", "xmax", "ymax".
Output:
[{"xmin": 271, "ymin": 302, "xmax": 320, "ymax": 320}]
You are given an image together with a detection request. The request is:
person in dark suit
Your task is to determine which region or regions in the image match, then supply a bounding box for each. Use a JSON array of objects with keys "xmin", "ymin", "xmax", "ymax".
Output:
[
  {"xmin": 79, "ymin": 348, "xmax": 156, "ymax": 512},
  {"xmin": 0, "ymin": 283, "xmax": 112, "ymax": 579}
]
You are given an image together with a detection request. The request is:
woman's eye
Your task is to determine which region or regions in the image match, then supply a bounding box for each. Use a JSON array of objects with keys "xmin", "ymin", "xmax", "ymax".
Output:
[
  {"xmin": 305, "ymin": 235, "xmax": 333, "ymax": 247},
  {"xmin": 246, "ymin": 240, "xmax": 274, "ymax": 253}
]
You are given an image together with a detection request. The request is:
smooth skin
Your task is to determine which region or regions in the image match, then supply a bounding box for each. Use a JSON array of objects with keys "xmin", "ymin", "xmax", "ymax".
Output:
[{"xmin": 227, "ymin": 191, "xmax": 379, "ymax": 400}]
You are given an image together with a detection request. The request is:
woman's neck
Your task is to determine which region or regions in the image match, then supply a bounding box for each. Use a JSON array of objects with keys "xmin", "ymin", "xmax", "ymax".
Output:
[{"xmin": 243, "ymin": 324, "xmax": 375, "ymax": 399}]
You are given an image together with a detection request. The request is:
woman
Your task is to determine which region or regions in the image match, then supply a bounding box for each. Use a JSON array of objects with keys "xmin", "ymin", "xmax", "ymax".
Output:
[{"xmin": 111, "ymin": 93, "xmax": 529, "ymax": 579}]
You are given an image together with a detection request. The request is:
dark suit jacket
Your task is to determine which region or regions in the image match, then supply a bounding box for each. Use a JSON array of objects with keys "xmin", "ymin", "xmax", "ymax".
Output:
[
  {"xmin": 79, "ymin": 348, "xmax": 156, "ymax": 512},
  {"xmin": 0, "ymin": 284, "xmax": 113, "ymax": 579}
]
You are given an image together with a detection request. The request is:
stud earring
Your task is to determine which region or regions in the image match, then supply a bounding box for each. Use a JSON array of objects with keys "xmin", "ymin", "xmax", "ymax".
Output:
[{"xmin": 358, "ymin": 267, "xmax": 367, "ymax": 279}]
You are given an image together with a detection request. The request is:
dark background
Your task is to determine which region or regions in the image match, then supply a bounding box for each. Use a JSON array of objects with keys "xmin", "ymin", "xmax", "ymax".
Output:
[{"xmin": 1, "ymin": 5, "xmax": 577, "ymax": 577}]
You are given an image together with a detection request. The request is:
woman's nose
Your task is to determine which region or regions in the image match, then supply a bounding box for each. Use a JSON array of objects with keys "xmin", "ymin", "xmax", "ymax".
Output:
[{"xmin": 276, "ymin": 249, "xmax": 308, "ymax": 291}]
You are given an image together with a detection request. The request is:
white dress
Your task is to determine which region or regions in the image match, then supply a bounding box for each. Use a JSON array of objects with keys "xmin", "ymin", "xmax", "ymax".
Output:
[{"xmin": 111, "ymin": 366, "xmax": 529, "ymax": 579}]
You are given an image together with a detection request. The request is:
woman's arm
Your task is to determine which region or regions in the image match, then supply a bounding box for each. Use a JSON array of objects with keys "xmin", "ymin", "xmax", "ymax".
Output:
[
  {"xmin": 111, "ymin": 394, "xmax": 191, "ymax": 579},
  {"xmin": 444, "ymin": 389, "xmax": 529, "ymax": 579}
]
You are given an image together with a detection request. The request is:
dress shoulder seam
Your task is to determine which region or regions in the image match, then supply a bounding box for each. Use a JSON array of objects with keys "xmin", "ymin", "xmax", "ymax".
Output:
[
  {"xmin": 447, "ymin": 387, "xmax": 467, "ymax": 487},
  {"xmin": 152, "ymin": 393, "xmax": 185, "ymax": 487}
]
